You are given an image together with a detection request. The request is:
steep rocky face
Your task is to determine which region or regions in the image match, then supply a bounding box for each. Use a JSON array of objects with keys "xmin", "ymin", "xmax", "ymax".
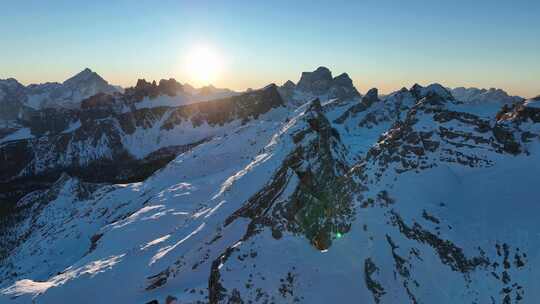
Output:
[
  {"xmin": 296, "ymin": 67, "xmax": 334, "ymax": 95},
  {"xmin": 277, "ymin": 80, "xmax": 296, "ymax": 102},
  {"xmin": 208, "ymin": 99, "xmax": 358, "ymax": 302},
  {"xmin": 297, "ymin": 67, "xmax": 360, "ymax": 100},
  {"xmin": 334, "ymin": 87, "xmax": 379, "ymax": 124},
  {"xmin": 328, "ymin": 72, "xmax": 359, "ymax": 100},
  {"xmin": 280, "ymin": 67, "xmax": 361, "ymax": 105},
  {"xmin": 163, "ymin": 84, "xmax": 283, "ymax": 129},
  {"xmin": 0, "ymin": 79, "xmax": 28, "ymax": 122},
  {"xmin": 282, "ymin": 80, "xmax": 295, "ymax": 90},
  {"xmin": 225, "ymin": 99, "xmax": 356, "ymax": 249}
]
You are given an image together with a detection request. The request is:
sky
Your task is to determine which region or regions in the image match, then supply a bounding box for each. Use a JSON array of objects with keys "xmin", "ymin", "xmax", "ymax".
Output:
[{"xmin": 1, "ymin": 0, "xmax": 539, "ymax": 97}]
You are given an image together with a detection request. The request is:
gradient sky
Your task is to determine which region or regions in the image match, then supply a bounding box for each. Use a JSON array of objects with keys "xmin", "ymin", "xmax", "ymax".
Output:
[{"xmin": 1, "ymin": 0, "xmax": 539, "ymax": 97}]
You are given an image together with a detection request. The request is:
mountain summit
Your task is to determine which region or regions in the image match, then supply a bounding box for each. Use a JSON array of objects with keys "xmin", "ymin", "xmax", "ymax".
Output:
[
  {"xmin": 279, "ymin": 67, "xmax": 360, "ymax": 105},
  {"xmin": 0, "ymin": 68, "xmax": 121, "ymax": 113},
  {"xmin": 296, "ymin": 66, "xmax": 360, "ymax": 100},
  {"xmin": 62, "ymin": 68, "xmax": 113, "ymax": 91}
]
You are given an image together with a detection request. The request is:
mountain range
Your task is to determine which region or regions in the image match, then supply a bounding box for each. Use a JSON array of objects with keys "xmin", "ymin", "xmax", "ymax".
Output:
[{"xmin": 0, "ymin": 67, "xmax": 539, "ymax": 304}]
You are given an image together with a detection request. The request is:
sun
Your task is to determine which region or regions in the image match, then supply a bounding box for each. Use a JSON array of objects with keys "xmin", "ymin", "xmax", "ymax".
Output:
[{"xmin": 184, "ymin": 45, "xmax": 223, "ymax": 86}]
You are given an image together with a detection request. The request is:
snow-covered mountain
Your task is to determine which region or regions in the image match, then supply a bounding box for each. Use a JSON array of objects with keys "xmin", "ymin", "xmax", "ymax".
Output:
[
  {"xmin": 0, "ymin": 68, "xmax": 539, "ymax": 304},
  {"xmin": 0, "ymin": 81, "xmax": 277, "ymax": 210},
  {"xmin": 0, "ymin": 69, "xmax": 237, "ymax": 127},
  {"xmin": 450, "ymin": 87, "xmax": 524, "ymax": 105},
  {"xmin": 0, "ymin": 69, "xmax": 123, "ymax": 144},
  {"xmin": 0, "ymin": 68, "xmax": 121, "ymax": 113}
]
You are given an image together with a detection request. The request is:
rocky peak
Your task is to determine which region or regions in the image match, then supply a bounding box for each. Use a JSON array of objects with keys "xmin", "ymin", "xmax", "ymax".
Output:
[
  {"xmin": 296, "ymin": 67, "xmax": 360, "ymax": 101},
  {"xmin": 296, "ymin": 66, "xmax": 333, "ymax": 95},
  {"xmin": 63, "ymin": 68, "xmax": 107, "ymax": 88},
  {"xmin": 134, "ymin": 79, "xmax": 152, "ymax": 89},
  {"xmin": 0, "ymin": 78, "xmax": 26, "ymax": 101},
  {"xmin": 0, "ymin": 78, "xmax": 23, "ymax": 89},
  {"xmin": 16, "ymin": 68, "xmax": 122, "ymax": 110},
  {"xmin": 158, "ymin": 78, "xmax": 183, "ymax": 96},
  {"xmin": 246, "ymin": 83, "xmax": 283, "ymax": 108},
  {"xmin": 410, "ymin": 83, "xmax": 453, "ymax": 101},
  {"xmin": 198, "ymin": 85, "xmax": 217, "ymax": 96},
  {"xmin": 332, "ymin": 73, "xmax": 354, "ymax": 87},
  {"xmin": 364, "ymin": 88, "xmax": 379, "ymax": 104},
  {"xmin": 333, "ymin": 87, "xmax": 382, "ymax": 125},
  {"xmin": 126, "ymin": 79, "xmax": 160, "ymax": 100},
  {"xmin": 282, "ymin": 80, "xmax": 296, "ymax": 89}
]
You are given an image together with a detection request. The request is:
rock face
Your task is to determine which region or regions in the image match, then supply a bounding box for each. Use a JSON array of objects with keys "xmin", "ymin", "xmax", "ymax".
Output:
[
  {"xmin": 0, "ymin": 79, "xmax": 27, "ymax": 124},
  {"xmin": 296, "ymin": 67, "xmax": 333, "ymax": 95},
  {"xmin": 282, "ymin": 80, "xmax": 295, "ymax": 90},
  {"xmin": 280, "ymin": 67, "xmax": 361, "ymax": 105},
  {"xmin": 364, "ymin": 87, "xmax": 379, "ymax": 103},
  {"xmin": 1, "ymin": 71, "xmax": 539, "ymax": 304},
  {"xmin": 296, "ymin": 67, "xmax": 360, "ymax": 100}
]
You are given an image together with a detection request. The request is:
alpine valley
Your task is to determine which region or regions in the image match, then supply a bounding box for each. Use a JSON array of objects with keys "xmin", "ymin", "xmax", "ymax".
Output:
[{"xmin": 1, "ymin": 67, "xmax": 539, "ymax": 304}]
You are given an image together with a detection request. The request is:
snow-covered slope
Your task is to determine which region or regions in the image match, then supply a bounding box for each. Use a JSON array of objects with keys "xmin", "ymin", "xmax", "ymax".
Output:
[{"xmin": 1, "ymin": 69, "xmax": 539, "ymax": 304}]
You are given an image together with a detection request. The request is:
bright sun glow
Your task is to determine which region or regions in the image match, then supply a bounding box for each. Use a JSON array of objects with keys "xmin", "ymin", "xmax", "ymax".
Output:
[{"xmin": 184, "ymin": 45, "xmax": 223, "ymax": 86}]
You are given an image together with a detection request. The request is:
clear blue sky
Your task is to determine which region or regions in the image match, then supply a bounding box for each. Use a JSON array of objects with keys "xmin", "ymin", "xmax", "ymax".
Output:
[{"xmin": 1, "ymin": 0, "xmax": 539, "ymax": 97}]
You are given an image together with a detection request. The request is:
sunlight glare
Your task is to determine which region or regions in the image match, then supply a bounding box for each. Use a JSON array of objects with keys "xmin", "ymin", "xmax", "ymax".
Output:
[{"xmin": 184, "ymin": 45, "xmax": 223, "ymax": 86}]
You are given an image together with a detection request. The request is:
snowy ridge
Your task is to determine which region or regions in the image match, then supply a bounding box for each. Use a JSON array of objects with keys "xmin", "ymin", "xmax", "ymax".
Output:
[{"xmin": 451, "ymin": 87, "xmax": 524, "ymax": 105}]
